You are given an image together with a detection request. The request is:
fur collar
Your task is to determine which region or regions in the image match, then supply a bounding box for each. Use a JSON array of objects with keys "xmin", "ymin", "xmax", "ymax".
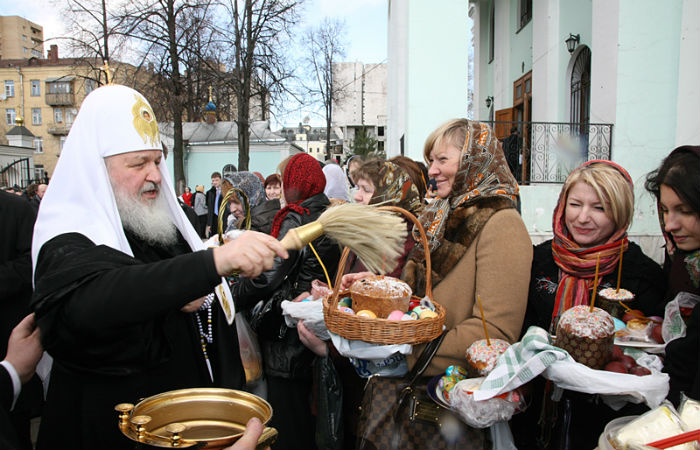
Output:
[{"xmin": 402, "ymin": 196, "xmax": 515, "ymax": 297}]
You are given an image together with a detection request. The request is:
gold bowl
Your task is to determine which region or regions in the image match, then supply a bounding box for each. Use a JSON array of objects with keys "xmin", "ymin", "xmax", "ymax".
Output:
[{"xmin": 116, "ymin": 388, "xmax": 276, "ymax": 449}]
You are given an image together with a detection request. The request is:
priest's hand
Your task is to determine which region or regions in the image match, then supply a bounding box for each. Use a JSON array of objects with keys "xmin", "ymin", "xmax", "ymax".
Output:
[
  {"xmin": 213, "ymin": 231, "xmax": 288, "ymax": 279},
  {"xmin": 4, "ymin": 314, "xmax": 43, "ymax": 384}
]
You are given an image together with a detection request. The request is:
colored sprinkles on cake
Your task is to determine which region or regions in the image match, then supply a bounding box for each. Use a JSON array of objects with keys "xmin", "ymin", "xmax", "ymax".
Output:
[{"xmin": 598, "ymin": 287, "xmax": 634, "ymax": 301}]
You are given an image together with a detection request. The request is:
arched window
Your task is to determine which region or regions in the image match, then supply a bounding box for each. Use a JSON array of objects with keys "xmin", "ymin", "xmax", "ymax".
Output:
[{"xmin": 570, "ymin": 46, "xmax": 591, "ymax": 126}]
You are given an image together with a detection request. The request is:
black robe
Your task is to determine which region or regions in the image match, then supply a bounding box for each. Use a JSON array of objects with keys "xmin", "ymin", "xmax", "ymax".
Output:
[
  {"xmin": 0, "ymin": 189, "xmax": 43, "ymax": 450},
  {"xmin": 32, "ymin": 231, "xmax": 245, "ymax": 449}
]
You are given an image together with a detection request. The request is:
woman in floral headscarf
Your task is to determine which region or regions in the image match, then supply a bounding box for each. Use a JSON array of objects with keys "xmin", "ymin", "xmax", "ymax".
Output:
[
  {"xmin": 346, "ymin": 157, "xmax": 425, "ymax": 277},
  {"xmin": 399, "ymin": 119, "xmax": 532, "ymax": 373},
  {"xmin": 230, "ymin": 153, "xmax": 341, "ymax": 450}
]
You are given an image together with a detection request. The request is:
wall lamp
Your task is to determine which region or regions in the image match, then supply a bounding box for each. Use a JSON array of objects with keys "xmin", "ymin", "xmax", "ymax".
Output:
[
  {"xmin": 485, "ymin": 96, "xmax": 494, "ymax": 109},
  {"xmin": 565, "ymin": 33, "xmax": 580, "ymax": 54}
]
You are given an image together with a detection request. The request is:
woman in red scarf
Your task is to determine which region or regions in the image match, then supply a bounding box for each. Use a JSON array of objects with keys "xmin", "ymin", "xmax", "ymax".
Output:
[
  {"xmin": 524, "ymin": 160, "xmax": 666, "ymax": 334},
  {"xmin": 230, "ymin": 153, "xmax": 341, "ymax": 450},
  {"xmin": 513, "ymin": 160, "xmax": 666, "ymax": 450}
]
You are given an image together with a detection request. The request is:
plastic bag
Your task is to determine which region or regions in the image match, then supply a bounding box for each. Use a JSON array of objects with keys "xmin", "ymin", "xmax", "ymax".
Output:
[
  {"xmin": 281, "ymin": 299, "xmax": 329, "ymax": 340},
  {"xmin": 236, "ymin": 312, "xmax": 263, "ymax": 383},
  {"xmin": 449, "ymin": 378, "xmax": 521, "ymax": 428},
  {"xmin": 348, "ymin": 352, "xmax": 408, "ymax": 378},
  {"xmin": 678, "ymin": 393, "xmax": 700, "ymax": 431},
  {"xmin": 328, "ymin": 332, "xmax": 412, "ymax": 360},
  {"xmin": 609, "ymin": 402, "xmax": 694, "ymax": 450},
  {"xmin": 328, "ymin": 332, "xmax": 412, "ymax": 378},
  {"xmin": 314, "ymin": 355, "xmax": 343, "ymax": 450},
  {"xmin": 489, "ymin": 422, "xmax": 517, "ymax": 450},
  {"xmin": 663, "ymin": 292, "xmax": 700, "ymax": 344}
]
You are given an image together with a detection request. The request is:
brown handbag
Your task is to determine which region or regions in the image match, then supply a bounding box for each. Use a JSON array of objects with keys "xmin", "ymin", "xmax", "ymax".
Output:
[{"xmin": 356, "ymin": 333, "xmax": 490, "ymax": 450}]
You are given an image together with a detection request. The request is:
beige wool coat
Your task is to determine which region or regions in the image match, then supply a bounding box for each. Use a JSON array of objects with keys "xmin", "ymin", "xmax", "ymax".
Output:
[{"xmin": 406, "ymin": 208, "xmax": 533, "ymax": 375}]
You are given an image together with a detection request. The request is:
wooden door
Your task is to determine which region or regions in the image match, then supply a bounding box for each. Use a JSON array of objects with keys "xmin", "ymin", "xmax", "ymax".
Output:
[{"xmin": 494, "ymin": 107, "xmax": 514, "ymax": 140}]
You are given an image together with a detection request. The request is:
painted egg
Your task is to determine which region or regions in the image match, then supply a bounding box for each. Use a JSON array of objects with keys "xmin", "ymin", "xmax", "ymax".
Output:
[
  {"xmin": 338, "ymin": 297, "xmax": 353, "ymax": 308},
  {"xmin": 338, "ymin": 306, "xmax": 355, "ymax": 314},
  {"xmin": 401, "ymin": 313, "xmax": 416, "ymax": 321},
  {"xmin": 387, "ymin": 310, "xmax": 405, "ymax": 321},
  {"xmin": 356, "ymin": 310, "xmax": 377, "ymax": 318},
  {"xmin": 445, "ymin": 365, "xmax": 467, "ymax": 379},
  {"xmin": 419, "ymin": 309, "xmax": 438, "ymax": 319}
]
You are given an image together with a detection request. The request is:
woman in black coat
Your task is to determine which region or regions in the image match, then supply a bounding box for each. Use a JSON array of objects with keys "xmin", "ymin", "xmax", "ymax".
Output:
[{"xmin": 230, "ymin": 153, "xmax": 341, "ymax": 450}]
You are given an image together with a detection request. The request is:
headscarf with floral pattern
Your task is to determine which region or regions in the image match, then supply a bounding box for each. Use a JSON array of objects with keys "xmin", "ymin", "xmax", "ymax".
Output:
[
  {"xmin": 370, "ymin": 161, "xmax": 422, "ymax": 215},
  {"xmin": 414, "ymin": 120, "xmax": 519, "ymax": 256}
]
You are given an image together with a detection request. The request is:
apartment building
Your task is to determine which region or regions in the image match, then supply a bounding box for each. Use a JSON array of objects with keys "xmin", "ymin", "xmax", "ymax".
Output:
[
  {"xmin": 1, "ymin": 45, "xmax": 139, "ymax": 178},
  {"xmin": 0, "ymin": 15, "xmax": 44, "ymax": 60},
  {"xmin": 332, "ymin": 62, "xmax": 387, "ymax": 156}
]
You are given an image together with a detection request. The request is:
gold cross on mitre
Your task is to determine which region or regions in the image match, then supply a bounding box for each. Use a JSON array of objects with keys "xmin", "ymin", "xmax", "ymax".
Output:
[
  {"xmin": 100, "ymin": 60, "xmax": 115, "ymax": 85},
  {"xmin": 208, "ymin": 85, "xmax": 213, "ymax": 101}
]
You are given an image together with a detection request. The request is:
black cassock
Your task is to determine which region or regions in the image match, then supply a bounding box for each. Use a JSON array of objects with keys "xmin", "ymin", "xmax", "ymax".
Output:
[{"xmin": 32, "ymin": 231, "xmax": 245, "ymax": 449}]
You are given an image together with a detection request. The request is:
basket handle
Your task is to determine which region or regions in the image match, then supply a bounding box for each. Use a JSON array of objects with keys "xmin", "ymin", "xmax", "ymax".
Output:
[
  {"xmin": 217, "ymin": 187, "xmax": 251, "ymax": 245},
  {"xmin": 328, "ymin": 205, "xmax": 432, "ymax": 305}
]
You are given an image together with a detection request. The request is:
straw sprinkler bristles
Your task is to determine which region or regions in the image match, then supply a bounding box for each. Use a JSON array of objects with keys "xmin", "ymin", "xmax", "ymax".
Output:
[{"xmin": 280, "ymin": 203, "xmax": 407, "ymax": 274}]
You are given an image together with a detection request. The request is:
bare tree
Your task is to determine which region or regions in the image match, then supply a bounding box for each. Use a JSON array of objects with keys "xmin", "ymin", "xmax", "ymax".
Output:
[
  {"xmin": 303, "ymin": 18, "xmax": 347, "ymax": 161},
  {"xmin": 116, "ymin": 0, "xmax": 216, "ymax": 192},
  {"xmin": 214, "ymin": 0, "xmax": 301, "ymax": 171},
  {"xmin": 55, "ymin": 0, "xmax": 134, "ymax": 85}
]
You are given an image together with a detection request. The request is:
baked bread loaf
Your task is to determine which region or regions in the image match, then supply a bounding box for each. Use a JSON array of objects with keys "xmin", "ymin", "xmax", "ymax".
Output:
[
  {"xmin": 556, "ymin": 305, "xmax": 615, "ymax": 369},
  {"xmin": 465, "ymin": 338, "xmax": 510, "ymax": 377},
  {"xmin": 598, "ymin": 287, "xmax": 635, "ymax": 319},
  {"xmin": 349, "ymin": 275, "xmax": 412, "ymax": 318}
]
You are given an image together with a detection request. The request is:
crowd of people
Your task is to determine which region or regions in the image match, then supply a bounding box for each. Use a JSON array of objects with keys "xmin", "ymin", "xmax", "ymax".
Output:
[{"xmin": 0, "ymin": 83, "xmax": 697, "ymax": 450}]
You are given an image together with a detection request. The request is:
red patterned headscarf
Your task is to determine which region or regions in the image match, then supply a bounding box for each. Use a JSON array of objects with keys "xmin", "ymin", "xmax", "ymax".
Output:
[
  {"xmin": 270, "ymin": 153, "xmax": 326, "ymax": 238},
  {"xmin": 550, "ymin": 160, "xmax": 634, "ymax": 325}
]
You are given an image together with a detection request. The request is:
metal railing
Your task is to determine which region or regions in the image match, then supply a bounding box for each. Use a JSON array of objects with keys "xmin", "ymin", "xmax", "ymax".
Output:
[
  {"xmin": 45, "ymin": 92, "xmax": 75, "ymax": 106},
  {"xmin": 484, "ymin": 121, "xmax": 614, "ymax": 184},
  {"xmin": 1, "ymin": 157, "xmax": 32, "ymax": 189}
]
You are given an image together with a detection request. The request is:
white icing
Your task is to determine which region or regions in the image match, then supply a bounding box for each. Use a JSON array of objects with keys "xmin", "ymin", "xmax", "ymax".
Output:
[
  {"xmin": 557, "ymin": 305, "xmax": 614, "ymax": 339},
  {"xmin": 599, "ymin": 287, "xmax": 634, "ymax": 301},
  {"xmin": 466, "ymin": 339, "xmax": 510, "ymax": 375},
  {"xmin": 351, "ymin": 276, "xmax": 412, "ymax": 298}
]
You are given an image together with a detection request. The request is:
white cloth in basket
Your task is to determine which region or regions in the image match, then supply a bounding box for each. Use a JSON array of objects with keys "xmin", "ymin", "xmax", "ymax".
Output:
[{"xmin": 473, "ymin": 326, "xmax": 669, "ymax": 409}]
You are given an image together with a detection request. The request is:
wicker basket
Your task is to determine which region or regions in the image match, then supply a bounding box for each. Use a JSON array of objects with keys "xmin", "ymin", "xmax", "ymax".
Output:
[{"xmin": 322, "ymin": 206, "xmax": 445, "ymax": 345}]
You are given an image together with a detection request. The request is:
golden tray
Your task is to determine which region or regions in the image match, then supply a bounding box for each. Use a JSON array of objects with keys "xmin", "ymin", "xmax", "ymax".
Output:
[{"xmin": 116, "ymin": 388, "xmax": 277, "ymax": 449}]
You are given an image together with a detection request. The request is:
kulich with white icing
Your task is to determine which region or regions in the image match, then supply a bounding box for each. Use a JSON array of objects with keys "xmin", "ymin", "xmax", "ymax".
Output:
[
  {"xmin": 465, "ymin": 338, "xmax": 510, "ymax": 376},
  {"xmin": 557, "ymin": 305, "xmax": 615, "ymax": 339},
  {"xmin": 349, "ymin": 275, "xmax": 412, "ymax": 318},
  {"xmin": 556, "ymin": 305, "xmax": 615, "ymax": 369},
  {"xmin": 598, "ymin": 287, "xmax": 634, "ymax": 301}
]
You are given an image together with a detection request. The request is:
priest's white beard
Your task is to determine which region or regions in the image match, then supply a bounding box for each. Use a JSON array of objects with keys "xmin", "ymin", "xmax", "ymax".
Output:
[{"xmin": 112, "ymin": 181, "xmax": 178, "ymax": 246}]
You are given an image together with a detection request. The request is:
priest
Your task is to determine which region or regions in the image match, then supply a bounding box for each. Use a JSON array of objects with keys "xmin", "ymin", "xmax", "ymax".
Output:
[{"xmin": 31, "ymin": 84, "xmax": 286, "ymax": 449}]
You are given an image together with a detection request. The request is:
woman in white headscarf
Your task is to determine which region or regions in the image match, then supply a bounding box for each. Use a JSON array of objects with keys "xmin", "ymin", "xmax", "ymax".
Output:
[{"xmin": 322, "ymin": 163, "xmax": 349, "ymax": 203}]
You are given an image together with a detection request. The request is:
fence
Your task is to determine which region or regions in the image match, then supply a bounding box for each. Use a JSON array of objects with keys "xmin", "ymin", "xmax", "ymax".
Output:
[{"xmin": 484, "ymin": 121, "xmax": 614, "ymax": 184}]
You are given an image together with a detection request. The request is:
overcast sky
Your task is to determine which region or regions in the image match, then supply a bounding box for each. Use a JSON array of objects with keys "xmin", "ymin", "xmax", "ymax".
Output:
[{"xmin": 0, "ymin": 0, "xmax": 387, "ymax": 127}]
